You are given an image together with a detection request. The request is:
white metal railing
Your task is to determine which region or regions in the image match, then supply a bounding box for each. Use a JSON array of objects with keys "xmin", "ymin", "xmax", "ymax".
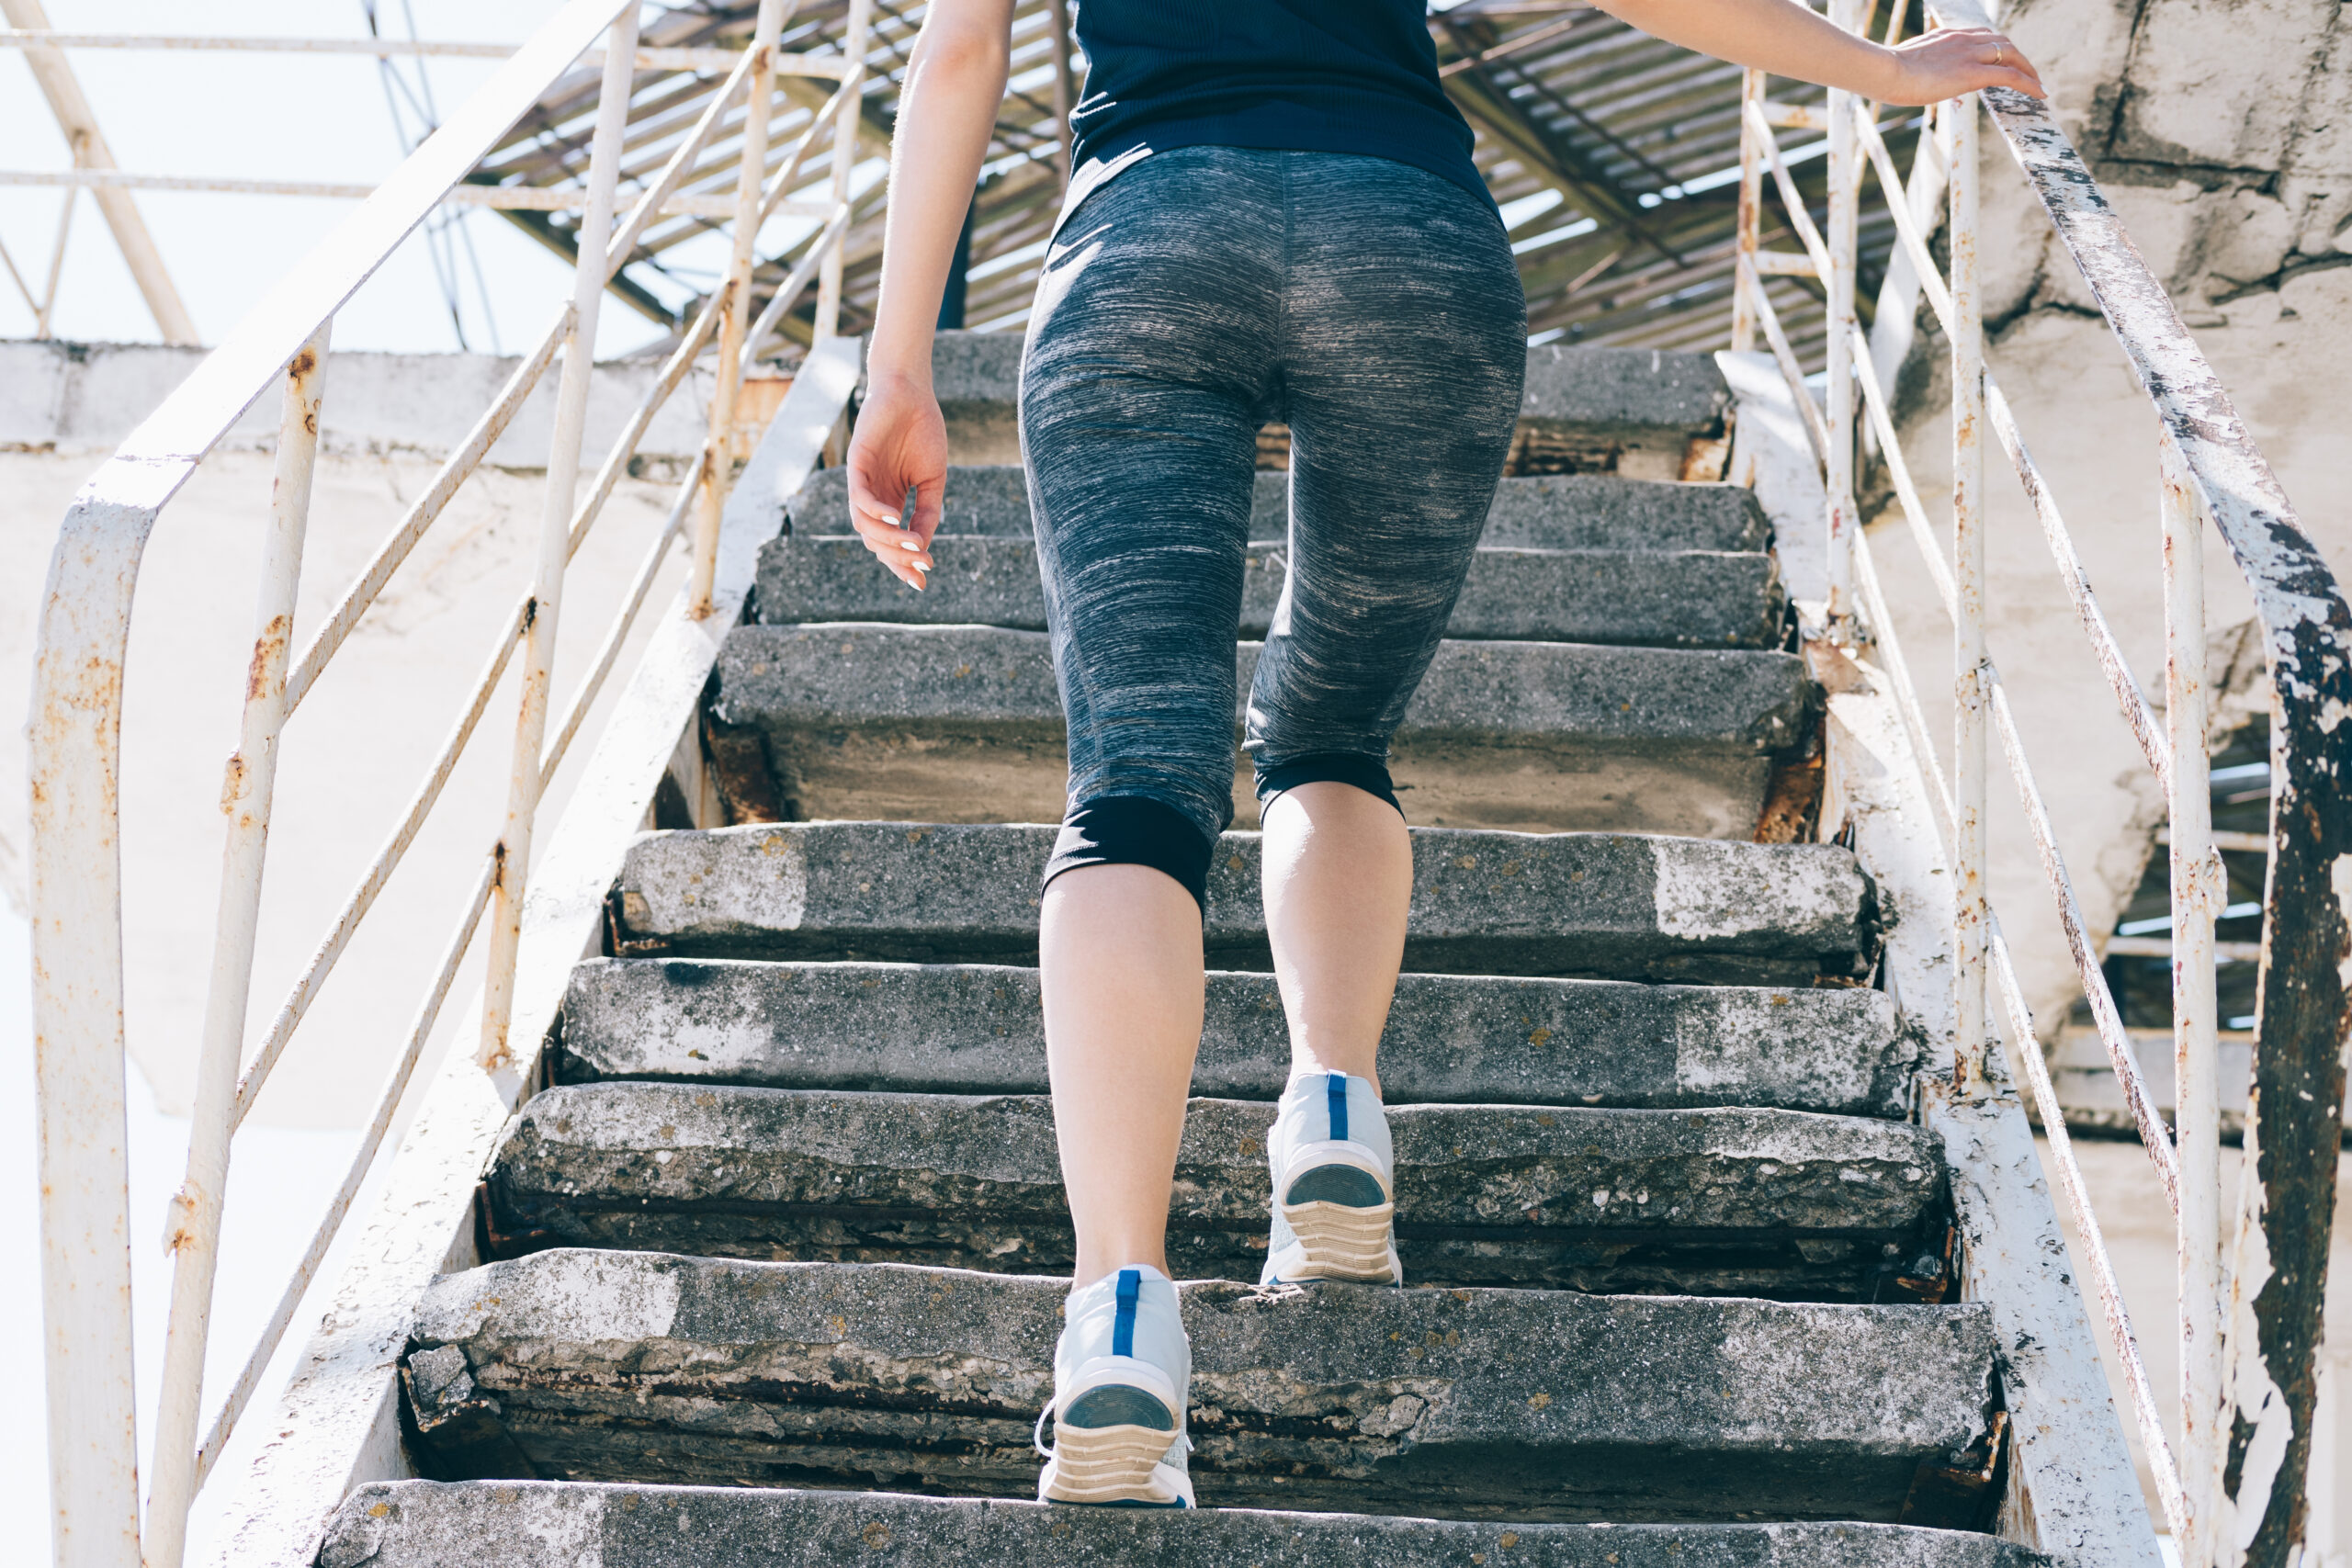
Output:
[
  {"xmin": 1730, "ymin": 3, "xmax": 2350, "ymax": 1563},
  {"xmin": 25, "ymin": 4, "xmax": 868, "ymax": 1565}
]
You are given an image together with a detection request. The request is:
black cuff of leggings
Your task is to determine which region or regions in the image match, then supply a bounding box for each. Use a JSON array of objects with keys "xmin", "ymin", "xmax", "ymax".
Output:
[
  {"xmin": 1253, "ymin": 751, "xmax": 1405, "ymax": 818},
  {"xmin": 1045, "ymin": 796, "xmax": 1216, "ymax": 915}
]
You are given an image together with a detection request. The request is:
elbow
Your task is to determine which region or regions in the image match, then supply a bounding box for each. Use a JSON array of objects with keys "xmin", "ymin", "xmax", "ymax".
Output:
[{"xmin": 911, "ymin": 18, "xmax": 1010, "ymax": 93}]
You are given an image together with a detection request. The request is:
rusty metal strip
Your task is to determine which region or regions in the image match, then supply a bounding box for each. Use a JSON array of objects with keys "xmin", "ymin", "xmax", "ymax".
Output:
[
  {"xmin": 542, "ymin": 474, "xmax": 697, "ymax": 786},
  {"xmin": 193, "ymin": 854, "xmax": 498, "ymax": 1492},
  {"xmin": 1737, "ymin": 254, "xmax": 1831, "ymax": 468},
  {"xmin": 227, "ymin": 599, "xmax": 528, "ymax": 1130},
  {"xmin": 25, "ymin": 9, "xmax": 636, "ymax": 1562},
  {"xmin": 1932, "ymin": 6, "xmax": 2352, "ymax": 1542},
  {"xmin": 1983, "ymin": 381, "xmax": 2174, "ymax": 793},
  {"xmin": 1989, "ymin": 927, "xmax": 2190, "ymax": 1540},
  {"xmin": 282, "ymin": 309, "xmax": 569, "ymax": 713},
  {"xmin": 1986, "ymin": 671, "xmax": 2183, "ymax": 1211}
]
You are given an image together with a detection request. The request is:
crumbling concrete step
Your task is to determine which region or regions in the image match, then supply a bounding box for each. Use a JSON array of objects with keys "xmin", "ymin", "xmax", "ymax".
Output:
[
  {"xmin": 560, "ymin": 960, "xmax": 1913, "ymax": 1117},
  {"xmin": 788, "ymin": 465, "xmax": 1771, "ymax": 554},
  {"xmin": 486, "ymin": 1086, "xmax": 1946, "ymax": 1296},
  {"xmin": 755, "ymin": 536, "xmax": 1784, "ymax": 649},
  {"xmin": 321, "ymin": 1481, "xmax": 2056, "ymax": 1567},
  {"xmin": 928, "ymin": 333, "xmax": 1729, "ymax": 478},
  {"xmin": 614, "ymin": 822, "xmax": 1875, "ymax": 986},
  {"xmin": 715, "ymin": 625, "xmax": 1812, "ymax": 837},
  {"xmin": 401, "ymin": 1254, "xmax": 1996, "ymax": 1522}
]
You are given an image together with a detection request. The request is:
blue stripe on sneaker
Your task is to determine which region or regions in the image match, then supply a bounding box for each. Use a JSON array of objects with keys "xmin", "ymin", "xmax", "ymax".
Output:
[
  {"xmin": 1328, "ymin": 1073, "xmax": 1348, "ymax": 1143},
  {"xmin": 1113, "ymin": 1268, "xmax": 1139, "ymax": 1359}
]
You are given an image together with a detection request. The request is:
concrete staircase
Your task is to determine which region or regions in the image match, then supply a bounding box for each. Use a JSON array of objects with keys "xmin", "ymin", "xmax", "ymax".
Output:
[{"xmin": 315, "ymin": 338, "xmax": 2048, "ymax": 1565}]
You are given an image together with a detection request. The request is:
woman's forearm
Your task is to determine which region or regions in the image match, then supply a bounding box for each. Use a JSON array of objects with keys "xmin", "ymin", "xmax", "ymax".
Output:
[
  {"xmin": 865, "ymin": 1, "xmax": 1014, "ymax": 389},
  {"xmin": 1592, "ymin": 0, "xmax": 2043, "ymax": 103}
]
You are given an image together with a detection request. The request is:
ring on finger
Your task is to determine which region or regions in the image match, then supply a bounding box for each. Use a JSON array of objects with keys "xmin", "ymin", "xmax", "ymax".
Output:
[{"xmin": 1992, "ymin": 41, "xmax": 2005, "ymax": 63}]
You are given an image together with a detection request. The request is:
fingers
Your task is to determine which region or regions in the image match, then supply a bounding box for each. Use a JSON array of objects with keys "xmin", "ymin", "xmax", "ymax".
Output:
[
  {"xmin": 908, "ymin": 474, "xmax": 945, "ymax": 547},
  {"xmin": 852, "ymin": 510, "xmax": 933, "ymax": 591}
]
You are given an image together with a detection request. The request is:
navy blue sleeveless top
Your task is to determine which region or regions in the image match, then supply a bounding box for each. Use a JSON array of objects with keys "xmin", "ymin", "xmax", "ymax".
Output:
[{"xmin": 1066, "ymin": 0, "xmax": 1491, "ymax": 209}]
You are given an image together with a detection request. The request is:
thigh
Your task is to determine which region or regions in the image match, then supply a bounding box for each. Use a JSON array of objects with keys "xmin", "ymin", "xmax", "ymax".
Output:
[
  {"xmin": 1250, "ymin": 156, "xmax": 1528, "ymax": 759},
  {"xmin": 1022, "ymin": 150, "xmax": 1285, "ymax": 833}
]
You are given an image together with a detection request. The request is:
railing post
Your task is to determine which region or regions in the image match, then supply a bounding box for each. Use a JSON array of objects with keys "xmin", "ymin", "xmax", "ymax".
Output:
[
  {"xmin": 690, "ymin": 0, "xmax": 786, "ymax": 620},
  {"xmin": 2163, "ymin": 429, "xmax": 2224, "ymax": 1568},
  {"xmin": 813, "ymin": 0, "xmax": 869, "ymax": 340},
  {"xmin": 1949, "ymin": 91, "xmax": 1991, "ymax": 1095},
  {"xmin": 138, "ymin": 323, "xmax": 330, "ymax": 1568},
  {"xmin": 477, "ymin": 4, "xmax": 639, "ymax": 1070},
  {"xmin": 1823, "ymin": 0, "xmax": 1860, "ymax": 633},
  {"xmin": 1729, "ymin": 66, "xmax": 1763, "ymax": 353}
]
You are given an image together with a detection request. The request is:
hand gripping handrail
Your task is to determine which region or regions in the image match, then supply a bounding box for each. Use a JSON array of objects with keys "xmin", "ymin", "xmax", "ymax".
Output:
[
  {"xmin": 1732, "ymin": 5, "xmax": 2351, "ymax": 1562},
  {"xmin": 25, "ymin": 2, "xmax": 867, "ymax": 1563}
]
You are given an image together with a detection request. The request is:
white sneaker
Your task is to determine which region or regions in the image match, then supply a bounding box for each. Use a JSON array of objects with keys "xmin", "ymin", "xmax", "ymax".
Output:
[
  {"xmin": 1035, "ymin": 1265, "xmax": 1195, "ymax": 1506},
  {"xmin": 1260, "ymin": 1070, "xmax": 1403, "ymax": 1286}
]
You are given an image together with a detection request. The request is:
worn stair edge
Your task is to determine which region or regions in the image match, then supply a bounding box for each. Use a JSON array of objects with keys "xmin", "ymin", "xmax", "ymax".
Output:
[
  {"xmin": 403, "ymin": 1252, "xmax": 1997, "ymax": 1522},
  {"xmin": 486, "ymin": 1087, "xmax": 1948, "ymax": 1294},
  {"xmin": 787, "ymin": 465, "xmax": 1773, "ymax": 554},
  {"xmin": 613, "ymin": 821, "xmax": 1877, "ymax": 985},
  {"xmin": 756, "ymin": 536, "xmax": 1787, "ymax": 649},
  {"xmin": 927, "ymin": 334, "xmax": 1730, "ymax": 472},
  {"xmin": 560, "ymin": 960, "xmax": 1915, "ymax": 1116},
  {"xmin": 319, "ymin": 1481, "xmax": 2057, "ymax": 1568},
  {"xmin": 717, "ymin": 624, "xmax": 1813, "ymax": 838}
]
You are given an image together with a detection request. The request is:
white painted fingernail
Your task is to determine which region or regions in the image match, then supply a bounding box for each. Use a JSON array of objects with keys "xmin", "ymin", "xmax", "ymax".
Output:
[{"xmin": 899, "ymin": 537, "xmax": 921, "ymax": 549}]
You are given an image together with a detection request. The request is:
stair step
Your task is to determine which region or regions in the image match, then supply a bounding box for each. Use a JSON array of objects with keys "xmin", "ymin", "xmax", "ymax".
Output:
[
  {"xmin": 788, "ymin": 465, "xmax": 1772, "ymax": 554},
  {"xmin": 929, "ymin": 334, "xmax": 1731, "ymax": 477},
  {"xmin": 487, "ymin": 1086, "xmax": 1946, "ymax": 1296},
  {"xmin": 560, "ymin": 959, "xmax": 1913, "ymax": 1115},
  {"xmin": 613, "ymin": 822, "xmax": 1876, "ymax": 985},
  {"xmin": 714, "ymin": 625, "xmax": 1812, "ymax": 837},
  {"xmin": 756, "ymin": 535, "xmax": 1785, "ymax": 649},
  {"xmin": 401, "ymin": 1253, "xmax": 1996, "ymax": 1522},
  {"xmin": 322, "ymin": 1481, "xmax": 2054, "ymax": 1566}
]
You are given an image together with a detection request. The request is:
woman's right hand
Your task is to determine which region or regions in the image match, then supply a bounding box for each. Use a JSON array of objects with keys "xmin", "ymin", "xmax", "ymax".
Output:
[{"xmin": 843, "ymin": 369, "xmax": 947, "ymax": 591}]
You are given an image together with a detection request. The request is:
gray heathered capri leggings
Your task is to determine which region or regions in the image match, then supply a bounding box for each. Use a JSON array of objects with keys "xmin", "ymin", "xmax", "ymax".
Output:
[{"xmin": 1021, "ymin": 145, "xmax": 1527, "ymax": 910}]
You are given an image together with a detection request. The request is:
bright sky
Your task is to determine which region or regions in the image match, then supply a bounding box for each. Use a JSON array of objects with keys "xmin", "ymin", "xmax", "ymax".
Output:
[{"xmin": 0, "ymin": 1, "xmax": 684, "ymax": 357}]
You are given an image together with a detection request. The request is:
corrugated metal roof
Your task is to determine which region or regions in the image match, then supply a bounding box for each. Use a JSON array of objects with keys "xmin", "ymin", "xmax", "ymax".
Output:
[{"xmin": 471, "ymin": 1, "xmax": 1922, "ymax": 367}]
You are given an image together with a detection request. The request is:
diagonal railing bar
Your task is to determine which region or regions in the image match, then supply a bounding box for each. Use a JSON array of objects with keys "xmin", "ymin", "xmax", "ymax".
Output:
[
  {"xmin": 194, "ymin": 854, "xmax": 499, "ymax": 1490},
  {"xmin": 227, "ymin": 597, "xmax": 527, "ymax": 1130},
  {"xmin": 282, "ymin": 308, "xmax": 569, "ymax": 714},
  {"xmin": 27, "ymin": 8, "xmax": 867, "ymax": 1562},
  {"xmin": 1737, "ymin": 5, "xmax": 2351, "ymax": 1552}
]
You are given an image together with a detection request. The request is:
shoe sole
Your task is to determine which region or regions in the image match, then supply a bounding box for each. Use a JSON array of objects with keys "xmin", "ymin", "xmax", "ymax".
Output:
[
  {"xmin": 1038, "ymin": 1423, "xmax": 1187, "ymax": 1503},
  {"xmin": 1274, "ymin": 1143, "xmax": 1400, "ymax": 1284},
  {"xmin": 1039, "ymin": 1359, "xmax": 1190, "ymax": 1506}
]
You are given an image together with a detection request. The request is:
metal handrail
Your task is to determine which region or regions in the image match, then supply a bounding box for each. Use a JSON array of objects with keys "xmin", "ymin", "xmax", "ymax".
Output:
[
  {"xmin": 1730, "ymin": 4, "xmax": 2351, "ymax": 1562},
  {"xmin": 24, "ymin": 3, "xmax": 865, "ymax": 1563}
]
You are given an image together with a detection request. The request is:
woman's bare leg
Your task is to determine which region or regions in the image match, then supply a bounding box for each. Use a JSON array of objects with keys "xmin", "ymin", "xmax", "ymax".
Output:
[
  {"xmin": 1260, "ymin": 781, "xmax": 1413, "ymax": 1097},
  {"xmin": 1040, "ymin": 863, "xmax": 1205, "ymax": 1289}
]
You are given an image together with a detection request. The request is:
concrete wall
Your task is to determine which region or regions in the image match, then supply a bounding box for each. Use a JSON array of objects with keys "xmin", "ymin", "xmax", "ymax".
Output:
[{"xmin": 1, "ymin": 343, "xmax": 705, "ymax": 1123}]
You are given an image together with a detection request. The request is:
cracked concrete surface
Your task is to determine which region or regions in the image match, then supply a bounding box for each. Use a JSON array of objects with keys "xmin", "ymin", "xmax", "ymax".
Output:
[
  {"xmin": 320, "ymin": 1481, "xmax": 2059, "ymax": 1567},
  {"xmin": 487, "ymin": 1084, "xmax": 1946, "ymax": 1293},
  {"xmin": 560, "ymin": 959, "xmax": 1915, "ymax": 1114},
  {"xmin": 615, "ymin": 821, "xmax": 1875, "ymax": 982},
  {"xmin": 715, "ymin": 624, "xmax": 1811, "ymax": 836},
  {"xmin": 758, "ymin": 535, "xmax": 1786, "ymax": 649},
  {"xmin": 405, "ymin": 1253, "xmax": 1996, "ymax": 1520}
]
